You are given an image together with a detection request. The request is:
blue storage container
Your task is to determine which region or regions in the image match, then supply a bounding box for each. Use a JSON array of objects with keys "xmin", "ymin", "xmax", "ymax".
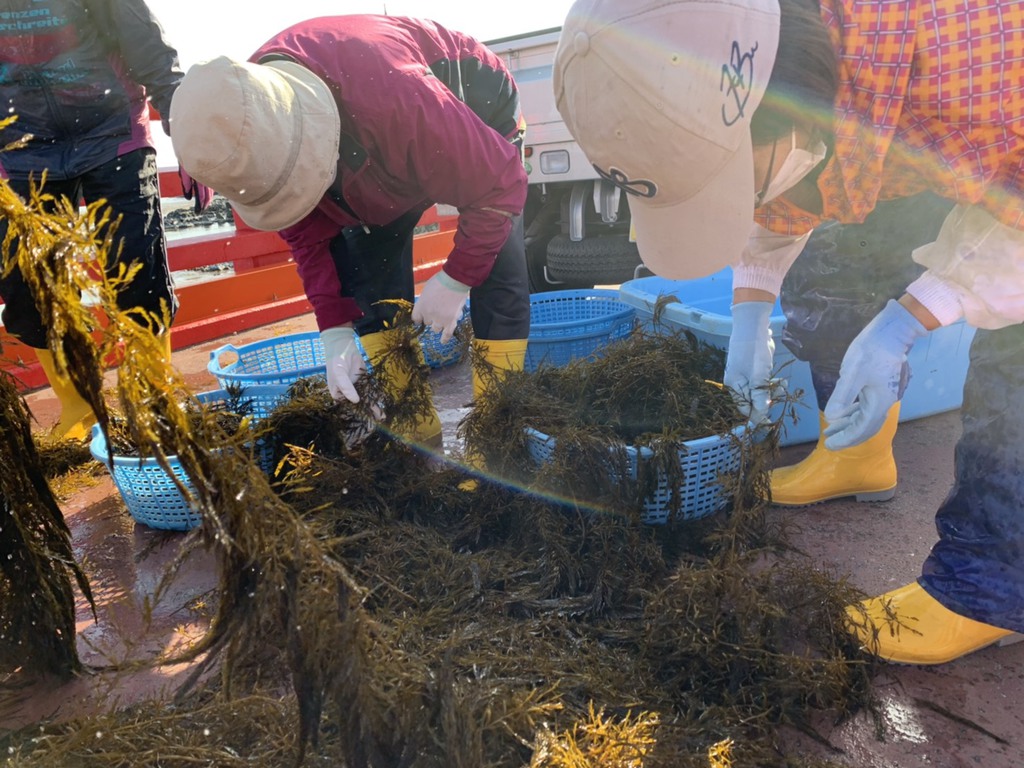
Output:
[{"xmin": 619, "ymin": 269, "xmax": 975, "ymax": 446}]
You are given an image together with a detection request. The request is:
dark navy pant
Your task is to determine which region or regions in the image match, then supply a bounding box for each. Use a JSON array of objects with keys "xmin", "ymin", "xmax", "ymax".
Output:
[
  {"xmin": 330, "ymin": 209, "xmax": 530, "ymax": 341},
  {"xmin": 0, "ymin": 148, "xmax": 176, "ymax": 349},
  {"xmin": 781, "ymin": 191, "xmax": 1024, "ymax": 630},
  {"xmin": 920, "ymin": 325, "xmax": 1024, "ymax": 630}
]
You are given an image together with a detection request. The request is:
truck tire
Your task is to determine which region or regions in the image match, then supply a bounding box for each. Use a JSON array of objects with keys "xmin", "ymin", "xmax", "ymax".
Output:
[{"xmin": 546, "ymin": 234, "xmax": 643, "ymax": 285}]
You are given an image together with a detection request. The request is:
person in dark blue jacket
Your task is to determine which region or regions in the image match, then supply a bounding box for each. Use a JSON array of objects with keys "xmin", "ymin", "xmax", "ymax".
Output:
[{"xmin": 0, "ymin": 0, "xmax": 207, "ymax": 440}]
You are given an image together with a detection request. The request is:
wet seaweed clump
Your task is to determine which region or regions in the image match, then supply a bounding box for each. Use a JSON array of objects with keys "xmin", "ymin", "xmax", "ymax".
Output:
[
  {"xmin": 0, "ymin": 369, "xmax": 94, "ymax": 681},
  {"xmin": 461, "ymin": 327, "xmax": 766, "ymax": 522},
  {"xmin": 101, "ymin": 381, "xmax": 266, "ymax": 460}
]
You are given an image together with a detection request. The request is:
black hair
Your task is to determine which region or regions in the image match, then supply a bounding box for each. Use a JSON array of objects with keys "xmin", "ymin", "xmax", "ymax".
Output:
[{"xmin": 751, "ymin": 0, "xmax": 839, "ymax": 151}]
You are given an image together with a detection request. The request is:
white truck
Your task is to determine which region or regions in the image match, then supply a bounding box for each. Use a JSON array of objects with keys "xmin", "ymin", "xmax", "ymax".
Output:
[{"xmin": 486, "ymin": 28, "xmax": 646, "ymax": 291}]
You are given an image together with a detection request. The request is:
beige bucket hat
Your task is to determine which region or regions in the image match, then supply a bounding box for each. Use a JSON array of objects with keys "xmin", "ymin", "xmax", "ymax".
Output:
[{"xmin": 170, "ymin": 56, "xmax": 341, "ymax": 231}]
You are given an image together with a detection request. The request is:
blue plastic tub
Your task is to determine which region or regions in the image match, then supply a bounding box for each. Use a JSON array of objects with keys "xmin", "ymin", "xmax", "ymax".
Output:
[
  {"xmin": 525, "ymin": 422, "xmax": 748, "ymax": 524},
  {"xmin": 525, "ymin": 289, "xmax": 636, "ymax": 372},
  {"xmin": 619, "ymin": 269, "xmax": 975, "ymax": 446},
  {"xmin": 90, "ymin": 385, "xmax": 291, "ymax": 531}
]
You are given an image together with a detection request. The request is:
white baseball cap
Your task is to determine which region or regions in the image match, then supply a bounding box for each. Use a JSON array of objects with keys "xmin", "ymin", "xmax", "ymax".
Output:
[
  {"xmin": 554, "ymin": 0, "xmax": 781, "ymax": 279},
  {"xmin": 170, "ymin": 56, "xmax": 341, "ymax": 232}
]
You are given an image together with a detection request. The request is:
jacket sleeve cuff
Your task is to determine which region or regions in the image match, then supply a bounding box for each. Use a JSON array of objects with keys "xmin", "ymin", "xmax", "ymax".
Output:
[
  {"xmin": 731, "ymin": 263, "xmax": 788, "ymax": 297},
  {"xmin": 906, "ymin": 272, "xmax": 965, "ymax": 327}
]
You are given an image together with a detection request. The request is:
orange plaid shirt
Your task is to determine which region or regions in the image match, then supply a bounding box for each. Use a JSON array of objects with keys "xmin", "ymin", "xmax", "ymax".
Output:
[{"xmin": 757, "ymin": 0, "xmax": 1024, "ymax": 236}]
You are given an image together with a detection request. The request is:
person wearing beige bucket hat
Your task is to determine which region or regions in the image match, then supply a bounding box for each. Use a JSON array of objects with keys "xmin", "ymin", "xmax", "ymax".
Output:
[
  {"xmin": 555, "ymin": 0, "xmax": 1024, "ymax": 666},
  {"xmin": 170, "ymin": 14, "xmax": 532, "ymax": 450}
]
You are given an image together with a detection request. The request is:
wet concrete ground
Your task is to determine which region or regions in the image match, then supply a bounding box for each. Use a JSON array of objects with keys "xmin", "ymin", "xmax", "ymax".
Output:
[{"xmin": 7, "ymin": 311, "xmax": 1024, "ymax": 767}]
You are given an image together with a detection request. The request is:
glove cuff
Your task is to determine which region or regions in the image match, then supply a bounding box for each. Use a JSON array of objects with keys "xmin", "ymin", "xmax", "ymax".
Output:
[
  {"xmin": 880, "ymin": 299, "xmax": 929, "ymax": 343},
  {"xmin": 730, "ymin": 300, "xmax": 774, "ymax": 327},
  {"xmin": 435, "ymin": 269, "xmax": 471, "ymax": 294},
  {"xmin": 320, "ymin": 326, "xmax": 356, "ymax": 344}
]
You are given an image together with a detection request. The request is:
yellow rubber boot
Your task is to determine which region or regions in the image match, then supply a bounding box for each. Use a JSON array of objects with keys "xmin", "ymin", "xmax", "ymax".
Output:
[
  {"xmin": 359, "ymin": 329, "xmax": 442, "ymax": 449},
  {"xmin": 35, "ymin": 348, "xmax": 96, "ymax": 442},
  {"xmin": 769, "ymin": 403, "xmax": 900, "ymax": 506},
  {"xmin": 471, "ymin": 338, "xmax": 528, "ymax": 400},
  {"xmin": 845, "ymin": 581, "xmax": 1024, "ymax": 665}
]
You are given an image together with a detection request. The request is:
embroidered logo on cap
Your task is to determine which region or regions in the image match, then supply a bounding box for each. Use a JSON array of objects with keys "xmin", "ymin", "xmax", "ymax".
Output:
[{"xmin": 721, "ymin": 40, "xmax": 759, "ymax": 127}]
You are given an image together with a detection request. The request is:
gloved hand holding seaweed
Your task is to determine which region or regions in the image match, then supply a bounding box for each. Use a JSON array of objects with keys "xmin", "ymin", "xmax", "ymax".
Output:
[
  {"xmin": 724, "ymin": 301, "xmax": 776, "ymax": 424},
  {"xmin": 412, "ymin": 270, "xmax": 470, "ymax": 344},
  {"xmin": 321, "ymin": 326, "xmax": 365, "ymax": 403},
  {"xmin": 824, "ymin": 299, "xmax": 928, "ymax": 449},
  {"xmin": 178, "ymin": 166, "xmax": 214, "ymax": 214}
]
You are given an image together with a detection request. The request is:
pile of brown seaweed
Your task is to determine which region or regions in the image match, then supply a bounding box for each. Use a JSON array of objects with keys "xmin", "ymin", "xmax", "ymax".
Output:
[{"xmin": 0, "ymin": 139, "xmax": 878, "ymax": 767}]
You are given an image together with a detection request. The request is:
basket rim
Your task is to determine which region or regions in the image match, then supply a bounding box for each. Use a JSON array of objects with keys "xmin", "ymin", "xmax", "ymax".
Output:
[
  {"xmin": 88, "ymin": 386, "xmax": 291, "ymax": 467},
  {"xmin": 528, "ymin": 292, "xmax": 635, "ymax": 334},
  {"xmin": 207, "ymin": 330, "xmax": 324, "ymax": 377},
  {"xmin": 524, "ymin": 421, "xmax": 749, "ymax": 458},
  {"xmin": 90, "ymin": 424, "xmax": 180, "ymax": 468}
]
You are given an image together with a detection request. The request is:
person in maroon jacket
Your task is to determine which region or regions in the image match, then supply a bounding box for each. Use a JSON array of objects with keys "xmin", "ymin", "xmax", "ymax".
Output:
[{"xmin": 170, "ymin": 15, "xmax": 531, "ymax": 449}]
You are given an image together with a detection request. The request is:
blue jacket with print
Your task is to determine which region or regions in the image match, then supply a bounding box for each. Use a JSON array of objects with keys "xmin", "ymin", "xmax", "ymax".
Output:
[{"xmin": 0, "ymin": 0, "xmax": 182, "ymax": 180}]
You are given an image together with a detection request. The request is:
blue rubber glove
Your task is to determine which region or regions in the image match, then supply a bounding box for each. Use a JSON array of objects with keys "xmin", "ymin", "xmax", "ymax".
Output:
[
  {"xmin": 412, "ymin": 270, "xmax": 471, "ymax": 344},
  {"xmin": 724, "ymin": 301, "xmax": 775, "ymax": 424},
  {"xmin": 824, "ymin": 299, "xmax": 928, "ymax": 450},
  {"xmin": 321, "ymin": 326, "xmax": 365, "ymax": 403}
]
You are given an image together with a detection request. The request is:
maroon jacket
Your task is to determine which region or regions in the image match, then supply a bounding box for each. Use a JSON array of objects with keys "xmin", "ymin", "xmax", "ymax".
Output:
[{"xmin": 251, "ymin": 15, "xmax": 527, "ymax": 331}]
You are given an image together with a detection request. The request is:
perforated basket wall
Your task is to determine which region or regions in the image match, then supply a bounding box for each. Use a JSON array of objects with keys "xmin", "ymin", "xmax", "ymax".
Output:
[
  {"xmin": 525, "ymin": 424, "xmax": 746, "ymax": 524},
  {"xmin": 525, "ymin": 289, "xmax": 636, "ymax": 372},
  {"xmin": 90, "ymin": 385, "xmax": 291, "ymax": 531},
  {"xmin": 208, "ymin": 331, "xmax": 328, "ymax": 387},
  {"xmin": 208, "ymin": 323, "xmax": 464, "ymax": 386}
]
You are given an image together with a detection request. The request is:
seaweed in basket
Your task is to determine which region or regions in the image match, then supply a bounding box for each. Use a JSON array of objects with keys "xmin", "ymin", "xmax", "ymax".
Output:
[
  {"xmin": 461, "ymin": 326, "xmax": 774, "ymax": 522},
  {"xmin": 102, "ymin": 381, "xmax": 263, "ymax": 459}
]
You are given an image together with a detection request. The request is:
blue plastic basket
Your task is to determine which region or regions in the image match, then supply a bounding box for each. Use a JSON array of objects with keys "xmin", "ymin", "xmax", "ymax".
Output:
[
  {"xmin": 90, "ymin": 385, "xmax": 291, "ymax": 531},
  {"xmin": 208, "ymin": 332, "xmax": 328, "ymax": 388},
  {"xmin": 209, "ymin": 320, "xmax": 463, "ymax": 388},
  {"xmin": 525, "ymin": 289, "xmax": 636, "ymax": 372},
  {"xmin": 525, "ymin": 422, "xmax": 747, "ymax": 525}
]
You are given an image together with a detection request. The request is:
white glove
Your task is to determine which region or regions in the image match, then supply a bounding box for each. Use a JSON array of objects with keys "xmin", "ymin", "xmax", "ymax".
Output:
[
  {"xmin": 320, "ymin": 326, "xmax": 365, "ymax": 403},
  {"xmin": 823, "ymin": 299, "xmax": 928, "ymax": 449},
  {"xmin": 411, "ymin": 270, "xmax": 470, "ymax": 344},
  {"xmin": 723, "ymin": 301, "xmax": 775, "ymax": 423}
]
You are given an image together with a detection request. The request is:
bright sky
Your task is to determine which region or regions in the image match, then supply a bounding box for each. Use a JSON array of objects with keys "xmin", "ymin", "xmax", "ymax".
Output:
[{"xmin": 146, "ymin": 1, "xmax": 574, "ymax": 69}]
